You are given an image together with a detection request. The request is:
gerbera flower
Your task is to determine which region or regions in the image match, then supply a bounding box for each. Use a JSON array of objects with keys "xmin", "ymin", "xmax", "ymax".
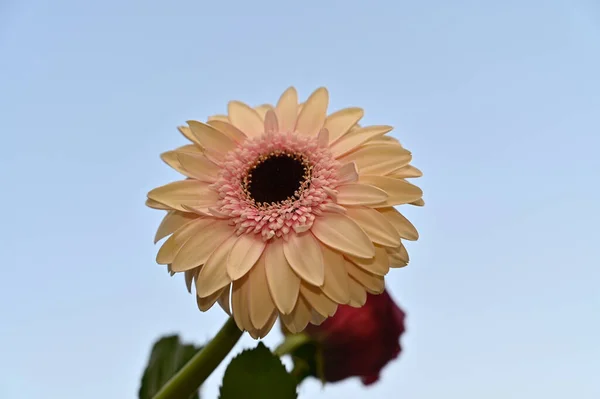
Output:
[{"xmin": 147, "ymin": 87, "xmax": 423, "ymax": 339}]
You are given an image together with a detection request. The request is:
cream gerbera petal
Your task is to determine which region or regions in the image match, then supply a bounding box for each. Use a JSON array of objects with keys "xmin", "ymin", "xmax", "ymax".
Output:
[
  {"xmin": 336, "ymin": 183, "xmax": 388, "ymax": 206},
  {"xmin": 145, "ymin": 198, "xmax": 172, "ymax": 210},
  {"xmin": 337, "ymin": 162, "xmax": 359, "ymax": 184},
  {"xmin": 377, "ymin": 207, "xmax": 419, "ymax": 241},
  {"xmin": 346, "ymin": 272, "xmax": 368, "ymax": 307},
  {"xmin": 359, "ymin": 175, "xmax": 423, "ymax": 207},
  {"xmin": 387, "ymin": 244, "xmax": 409, "ymax": 267},
  {"xmin": 227, "ymin": 101, "xmax": 264, "ymax": 138},
  {"xmin": 324, "ymin": 107, "xmax": 364, "ymax": 144},
  {"xmin": 177, "ymin": 126, "xmax": 198, "ymax": 143},
  {"xmin": 346, "ymin": 246, "xmax": 390, "ymax": 276},
  {"xmin": 176, "ymin": 152, "xmax": 220, "ymax": 183},
  {"xmin": 148, "ymin": 180, "xmax": 220, "ymax": 213},
  {"xmin": 338, "ymin": 144, "xmax": 412, "ymax": 175},
  {"xmin": 296, "ymin": 87, "xmax": 329, "ymax": 137},
  {"xmin": 156, "ymin": 218, "xmax": 210, "ymax": 264},
  {"xmin": 280, "ymin": 297, "xmax": 311, "ymax": 334},
  {"xmin": 171, "ymin": 221, "xmax": 233, "ymax": 272},
  {"xmin": 196, "ymin": 286, "xmax": 225, "ymax": 311},
  {"xmin": 196, "ymin": 235, "xmax": 237, "ymax": 297},
  {"xmin": 207, "ymin": 120, "xmax": 247, "ymax": 143},
  {"xmin": 264, "ymin": 240, "xmax": 300, "ymax": 315},
  {"xmin": 311, "ymin": 212, "xmax": 375, "ymax": 259},
  {"xmin": 227, "ymin": 233, "xmax": 267, "ymax": 280},
  {"xmin": 231, "ymin": 274, "xmax": 253, "ymax": 332},
  {"xmin": 300, "ymin": 284, "xmax": 337, "ymax": 317},
  {"xmin": 329, "ymin": 125, "xmax": 393, "ymax": 158},
  {"xmin": 388, "ymin": 164, "xmax": 423, "ymax": 179},
  {"xmin": 346, "ymin": 207, "xmax": 401, "ymax": 248},
  {"xmin": 411, "ymin": 198, "xmax": 425, "ymax": 206},
  {"xmin": 345, "ymin": 261, "xmax": 385, "ymax": 294},
  {"xmin": 154, "ymin": 211, "xmax": 198, "ymax": 243},
  {"xmin": 160, "ymin": 146, "xmax": 202, "ymax": 177},
  {"xmin": 187, "ymin": 120, "xmax": 237, "ymax": 156},
  {"xmin": 207, "ymin": 114, "xmax": 229, "ymax": 122},
  {"xmin": 320, "ymin": 245, "xmax": 351, "ymax": 304},
  {"xmin": 217, "ymin": 284, "xmax": 232, "ymax": 315},
  {"xmin": 247, "ymin": 254, "xmax": 276, "ymax": 329},
  {"xmin": 275, "ymin": 87, "xmax": 298, "ymax": 133},
  {"xmin": 254, "ymin": 104, "xmax": 274, "ymax": 120},
  {"xmin": 282, "ymin": 232, "xmax": 325, "ymax": 287}
]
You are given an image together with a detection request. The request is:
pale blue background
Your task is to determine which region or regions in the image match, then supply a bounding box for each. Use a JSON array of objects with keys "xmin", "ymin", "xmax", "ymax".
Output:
[{"xmin": 1, "ymin": 0, "xmax": 599, "ymax": 398}]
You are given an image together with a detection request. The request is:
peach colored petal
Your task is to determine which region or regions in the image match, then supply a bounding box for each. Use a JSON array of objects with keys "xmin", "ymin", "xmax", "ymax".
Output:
[
  {"xmin": 345, "ymin": 261, "xmax": 385, "ymax": 294},
  {"xmin": 329, "ymin": 125, "xmax": 393, "ymax": 158},
  {"xmin": 254, "ymin": 104, "xmax": 274, "ymax": 120},
  {"xmin": 160, "ymin": 144, "xmax": 202, "ymax": 177},
  {"xmin": 264, "ymin": 240, "xmax": 300, "ymax": 315},
  {"xmin": 411, "ymin": 198, "xmax": 425, "ymax": 206},
  {"xmin": 364, "ymin": 135, "xmax": 401, "ymax": 147},
  {"xmin": 387, "ymin": 244, "xmax": 409, "ymax": 267},
  {"xmin": 217, "ymin": 284, "xmax": 232, "ymax": 315},
  {"xmin": 296, "ymin": 87, "xmax": 329, "ymax": 137},
  {"xmin": 207, "ymin": 114, "xmax": 229, "ymax": 123},
  {"xmin": 310, "ymin": 311, "xmax": 327, "ymax": 326},
  {"xmin": 228, "ymin": 101, "xmax": 264, "ymax": 138},
  {"xmin": 155, "ymin": 211, "xmax": 198, "ymax": 244},
  {"xmin": 388, "ymin": 164, "xmax": 423, "ymax": 179},
  {"xmin": 346, "ymin": 207, "xmax": 401, "ymax": 247},
  {"xmin": 247, "ymin": 254, "xmax": 276, "ymax": 329},
  {"xmin": 184, "ymin": 268, "xmax": 198, "ymax": 293},
  {"xmin": 336, "ymin": 162, "xmax": 359, "ymax": 184},
  {"xmin": 338, "ymin": 144, "xmax": 412, "ymax": 175},
  {"xmin": 282, "ymin": 232, "xmax": 325, "ymax": 286},
  {"xmin": 264, "ymin": 109, "xmax": 279, "ymax": 134},
  {"xmin": 300, "ymin": 284, "xmax": 337, "ymax": 317},
  {"xmin": 324, "ymin": 107, "xmax": 364, "ymax": 144},
  {"xmin": 196, "ymin": 286, "xmax": 225, "ymax": 311},
  {"xmin": 317, "ymin": 128, "xmax": 329, "ymax": 148},
  {"xmin": 346, "ymin": 270, "xmax": 367, "ymax": 307},
  {"xmin": 187, "ymin": 120, "xmax": 237, "ymax": 156},
  {"xmin": 346, "ymin": 246, "xmax": 390, "ymax": 276},
  {"xmin": 280, "ymin": 297, "xmax": 311, "ymax": 334},
  {"xmin": 377, "ymin": 207, "xmax": 419, "ymax": 241},
  {"xmin": 207, "ymin": 120, "xmax": 247, "ymax": 143},
  {"xmin": 358, "ymin": 175, "xmax": 423, "ymax": 207},
  {"xmin": 336, "ymin": 183, "xmax": 388, "ymax": 206},
  {"xmin": 156, "ymin": 218, "xmax": 211, "ymax": 265},
  {"xmin": 177, "ymin": 126, "xmax": 199, "ymax": 144},
  {"xmin": 275, "ymin": 87, "xmax": 298, "ymax": 133},
  {"xmin": 172, "ymin": 221, "xmax": 234, "ymax": 272},
  {"xmin": 176, "ymin": 152, "xmax": 220, "ymax": 183},
  {"xmin": 146, "ymin": 198, "xmax": 172, "ymax": 210},
  {"xmin": 232, "ymin": 274, "xmax": 253, "ymax": 332},
  {"xmin": 227, "ymin": 233, "xmax": 267, "ymax": 280},
  {"xmin": 147, "ymin": 180, "xmax": 220, "ymax": 212},
  {"xmin": 320, "ymin": 245, "xmax": 351, "ymax": 304},
  {"xmin": 196, "ymin": 234, "xmax": 237, "ymax": 297},
  {"xmin": 311, "ymin": 212, "xmax": 375, "ymax": 259},
  {"xmin": 251, "ymin": 310, "xmax": 278, "ymax": 339}
]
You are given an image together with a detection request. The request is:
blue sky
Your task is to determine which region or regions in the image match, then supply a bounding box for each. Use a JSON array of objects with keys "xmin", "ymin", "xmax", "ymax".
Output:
[{"xmin": 1, "ymin": 0, "xmax": 599, "ymax": 398}]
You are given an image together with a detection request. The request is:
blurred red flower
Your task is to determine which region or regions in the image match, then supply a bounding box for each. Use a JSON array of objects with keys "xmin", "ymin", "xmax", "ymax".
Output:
[{"xmin": 303, "ymin": 290, "xmax": 406, "ymax": 385}]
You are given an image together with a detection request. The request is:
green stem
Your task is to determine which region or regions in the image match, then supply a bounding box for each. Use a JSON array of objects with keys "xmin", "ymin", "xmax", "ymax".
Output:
[
  {"xmin": 152, "ymin": 317, "xmax": 243, "ymax": 399},
  {"xmin": 273, "ymin": 333, "xmax": 311, "ymax": 357}
]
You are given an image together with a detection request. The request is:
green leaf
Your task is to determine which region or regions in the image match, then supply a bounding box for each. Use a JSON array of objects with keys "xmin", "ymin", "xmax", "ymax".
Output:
[
  {"xmin": 139, "ymin": 335, "xmax": 203, "ymax": 399},
  {"xmin": 219, "ymin": 342, "xmax": 297, "ymax": 399}
]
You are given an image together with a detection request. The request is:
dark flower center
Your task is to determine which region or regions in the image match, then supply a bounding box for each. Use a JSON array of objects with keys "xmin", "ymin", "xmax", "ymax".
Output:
[{"xmin": 245, "ymin": 152, "xmax": 310, "ymax": 206}]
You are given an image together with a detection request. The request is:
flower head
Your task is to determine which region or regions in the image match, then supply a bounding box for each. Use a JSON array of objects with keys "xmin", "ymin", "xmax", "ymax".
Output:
[{"xmin": 147, "ymin": 87, "xmax": 422, "ymax": 338}]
